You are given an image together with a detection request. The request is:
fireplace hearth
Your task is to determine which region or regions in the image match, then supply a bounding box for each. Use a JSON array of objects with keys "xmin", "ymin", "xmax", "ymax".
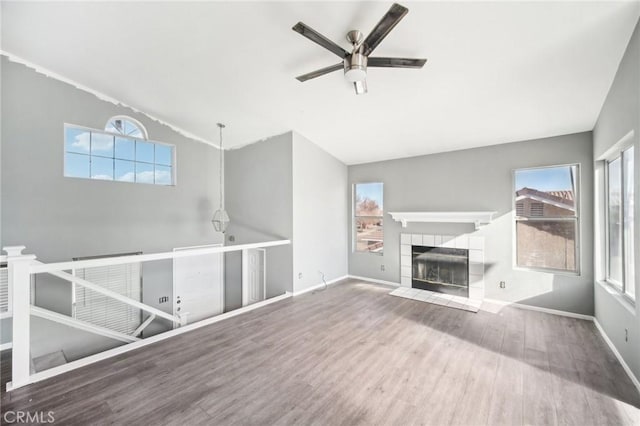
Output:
[{"xmin": 412, "ymin": 246, "xmax": 469, "ymax": 297}]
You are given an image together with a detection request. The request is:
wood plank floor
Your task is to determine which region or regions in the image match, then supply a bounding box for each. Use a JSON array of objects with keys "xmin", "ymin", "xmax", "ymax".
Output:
[{"xmin": 1, "ymin": 279, "xmax": 639, "ymax": 425}]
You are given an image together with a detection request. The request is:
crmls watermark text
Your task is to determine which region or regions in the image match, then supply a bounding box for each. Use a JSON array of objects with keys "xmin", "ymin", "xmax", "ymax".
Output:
[{"xmin": 3, "ymin": 410, "xmax": 55, "ymax": 423}]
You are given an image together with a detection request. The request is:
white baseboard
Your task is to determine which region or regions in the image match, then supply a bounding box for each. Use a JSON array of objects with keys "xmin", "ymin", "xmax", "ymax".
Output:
[
  {"xmin": 482, "ymin": 298, "xmax": 593, "ymax": 321},
  {"xmin": 0, "ymin": 342, "xmax": 12, "ymax": 352},
  {"xmin": 293, "ymin": 275, "xmax": 349, "ymax": 296},
  {"xmin": 593, "ymin": 318, "xmax": 640, "ymax": 394},
  {"xmin": 347, "ymin": 275, "xmax": 400, "ymax": 288},
  {"xmin": 7, "ymin": 292, "xmax": 292, "ymax": 392}
]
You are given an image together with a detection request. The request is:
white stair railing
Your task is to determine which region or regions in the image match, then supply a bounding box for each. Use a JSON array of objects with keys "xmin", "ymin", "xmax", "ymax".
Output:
[
  {"xmin": 71, "ymin": 253, "xmax": 144, "ymax": 337},
  {"xmin": 44, "ymin": 266, "xmax": 182, "ymax": 326},
  {"xmin": 31, "ymin": 306, "xmax": 140, "ymax": 343},
  {"xmin": 4, "ymin": 239, "xmax": 291, "ymax": 391}
]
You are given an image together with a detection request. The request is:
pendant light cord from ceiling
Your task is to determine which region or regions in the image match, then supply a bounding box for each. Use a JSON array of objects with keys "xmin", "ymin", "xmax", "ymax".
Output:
[{"xmin": 218, "ymin": 123, "xmax": 225, "ymax": 211}]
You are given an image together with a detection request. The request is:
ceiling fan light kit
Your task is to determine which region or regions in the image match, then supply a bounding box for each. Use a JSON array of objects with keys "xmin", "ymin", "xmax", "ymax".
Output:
[
  {"xmin": 344, "ymin": 53, "xmax": 367, "ymax": 83},
  {"xmin": 293, "ymin": 3, "xmax": 427, "ymax": 95}
]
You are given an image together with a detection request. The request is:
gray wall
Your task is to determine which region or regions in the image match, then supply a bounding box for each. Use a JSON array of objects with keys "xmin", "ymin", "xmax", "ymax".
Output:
[
  {"xmin": 1, "ymin": 58, "xmax": 223, "ymax": 354},
  {"xmin": 593, "ymin": 18, "xmax": 640, "ymax": 380},
  {"xmin": 224, "ymin": 131, "xmax": 349, "ymax": 302},
  {"xmin": 292, "ymin": 132, "xmax": 348, "ymax": 293},
  {"xmin": 224, "ymin": 132, "xmax": 294, "ymax": 310},
  {"xmin": 348, "ymin": 132, "xmax": 594, "ymax": 315}
]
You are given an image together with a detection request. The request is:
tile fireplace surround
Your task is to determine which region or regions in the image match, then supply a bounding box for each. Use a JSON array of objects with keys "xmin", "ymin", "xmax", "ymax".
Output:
[{"xmin": 400, "ymin": 233, "xmax": 485, "ymax": 301}]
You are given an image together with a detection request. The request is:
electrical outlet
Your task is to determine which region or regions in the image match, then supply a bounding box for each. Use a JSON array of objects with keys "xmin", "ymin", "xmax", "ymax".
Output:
[
  {"xmin": 158, "ymin": 296, "xmax": 169, "ymax": 304},
  {"xmin": 298, "ymin": 272, "xmax": 303, "ymax": 279},
  {"xmin": 380, "ymin": 265, "xmax": 385, "ymax": 272},
  {"xmin": 625, "ymin": 328, "xmax": 628, "ymax": 342},
  {"xmin": 499, "ymin": 281, "xmax": 506, "ymax": 289},
  {"xmin": 228, "ymin": 235, "xmax": 235, "ymax": 242}
]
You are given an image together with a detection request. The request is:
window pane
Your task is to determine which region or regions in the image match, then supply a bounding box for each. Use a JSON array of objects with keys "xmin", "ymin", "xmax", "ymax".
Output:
[
  {"xmin": 607, "ymin": 157, "xmax": 623, "ymax": 284},
  {"xmin": 154, "ymin": 165, "xmax": 172, "ymax": 186},
  {"xmin": 105, "ymin": 119, "xmax": 123, "ymax": 134},
  {"xmin": 91, "ymin": 133, "xmax": 114, "ymax": 157},
  {"xmin": 356, "ymin": 218, "xmax": 384, "ymax": 253},
  {"xmin": 90, "ymin": 156, "xmax": 114, "ymax": 180},
  {"xmin": 115, "ymin": 138, "xmax": 135, "ymax": 160},
  {"xmin": 105, "ymin": 118, "xmax": 145, "ymax": 138},
  {"xmin": 135, "ymin": 162, "xmax": 154, "ymax": 184},
  {"xmin": 516, "ymin": 220, "xmax": 577, "ymax": 271},
  {"xmin": 65, "ymin": 127, "xmax": 91, "ymax": 154},
  {"xmin": 355, "ymin": 183, "xmax": 383, "ymax": 216},
  {"xmin": 124, "ymin": 120, "xmax": 143, "ymax": 138},
  {"xmin": 515, "ymin": 166, "xmax": 576, "ymax": 217},
  {"xmin": 136, "ymin": 141, "xmax": 154, "ymax": 163},
  {"xmin": 623, "ymin": 147, "xmax": 635, "ymax": 298},
  {"xmin": 64, "ymin": 153, "xmax": 90, "ymax": 178},
  {"xmin": 155, "ymin": 144, "xmax": 173, "ymax": 166},
  {"xmin": 115, "ymin": 160, "xmax": 135, "ymax": 182}
]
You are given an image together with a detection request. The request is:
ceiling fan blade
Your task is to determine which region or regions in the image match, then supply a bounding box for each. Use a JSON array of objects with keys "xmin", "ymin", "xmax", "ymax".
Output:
[
  {"xmin": 296, "ymin": 63, "xmax": 344, "ymax": 82},
  {"xmin": 367, "ymin": 57, "xmax": 427, "ymax": 68},
  {"xmin": 292, "ymin": 22, "xmax": 349, "ymax": 58},
  {"xmin": 362, "ymin": 3, "xmax": 409, "ymax": 56}
]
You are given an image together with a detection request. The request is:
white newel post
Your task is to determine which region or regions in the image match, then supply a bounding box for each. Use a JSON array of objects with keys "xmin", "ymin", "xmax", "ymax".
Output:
[{"xmin": 3, "ymin": 246, "xmax": 36, "ymax": 390}]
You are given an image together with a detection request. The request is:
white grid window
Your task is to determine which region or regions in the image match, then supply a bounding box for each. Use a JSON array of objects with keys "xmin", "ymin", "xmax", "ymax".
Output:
[
  {"xmin": 606, "ymin": 146, "xmax": 635, "ymax": 300},
  {"xmin": 354, "ymin": 183, "xmax": 384, "ymax": 254},
  {"xmin": 514, "ymin": 165, "xmax": 579, "ymax": 273},
  {"xmin": 64, "ymin": 118, "xmax": 175, "ymax": 186}
]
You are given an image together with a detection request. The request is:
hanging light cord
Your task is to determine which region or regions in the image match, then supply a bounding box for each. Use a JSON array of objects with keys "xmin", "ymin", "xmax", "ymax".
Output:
[{"xmin": 218, "ymin": 123, "xmax": 225, "ymax": 210}]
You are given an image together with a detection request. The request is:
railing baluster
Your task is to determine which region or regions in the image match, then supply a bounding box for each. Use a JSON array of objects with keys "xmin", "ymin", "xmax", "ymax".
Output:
[{"xmin": 4, "ymin": 247, "xmax": 36, "ymax": 390}]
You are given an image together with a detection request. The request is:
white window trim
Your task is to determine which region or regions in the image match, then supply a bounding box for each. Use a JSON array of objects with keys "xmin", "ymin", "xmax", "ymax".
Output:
[
  {"xmin": 512, "ymin": 163, "xmax": 581, "ymax": 275},
  {"xmin": 603, "ymin": 141, "xmax": 635, "ymax": 304},
  {"xmin": 353, "ymin": 182, "xmax": 384, "ymax": 255}
]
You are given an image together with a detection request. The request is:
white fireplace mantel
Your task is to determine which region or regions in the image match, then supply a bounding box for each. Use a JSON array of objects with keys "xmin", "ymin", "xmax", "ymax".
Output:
[{"xmin": 388, "ymin": 211, "xmax": 496, "ymax": 230}]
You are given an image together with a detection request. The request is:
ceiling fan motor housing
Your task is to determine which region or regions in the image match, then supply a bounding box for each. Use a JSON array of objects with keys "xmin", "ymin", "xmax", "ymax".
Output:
[{"xmin": 344, "ymin": 53, "xmax": 367, "ymax": 82}]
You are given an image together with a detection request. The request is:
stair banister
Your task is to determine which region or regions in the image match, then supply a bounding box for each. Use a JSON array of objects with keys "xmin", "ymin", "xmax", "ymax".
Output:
[
  {"xmin": 41, "ymin": 265, "xmax": 181, "ymax": 326},
  {"xmin": 4, "ymin": 238, "xmax": 291, "ymax": 391}
]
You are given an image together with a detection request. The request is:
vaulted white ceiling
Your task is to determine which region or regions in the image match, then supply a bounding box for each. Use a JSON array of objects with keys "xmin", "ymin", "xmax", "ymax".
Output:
[{"xmin": 2, "ymin": 1, "xmax": 638, "ymax": 164}]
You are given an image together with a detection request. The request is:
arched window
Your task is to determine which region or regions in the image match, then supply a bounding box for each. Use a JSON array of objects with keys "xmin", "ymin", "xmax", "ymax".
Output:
[
  {"xmin": 105, "ymin": 116, "xmax": 148, "ymax": 139},
  {"xmin": 64, "ymin": 115, "xmax": 174, "ymax": 186}
]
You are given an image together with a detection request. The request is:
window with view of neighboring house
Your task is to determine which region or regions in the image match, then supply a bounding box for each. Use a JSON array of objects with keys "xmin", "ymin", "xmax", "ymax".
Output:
[
  {"xmin": 514, "ymin": 165, "xmax": 579, "ymax": 273},
  {"xmin": 606, "ymin": 146, "xmax": 634, "ymax": 300},
  {"xmin": 64, "ymin": 117, "xmax": 175, "ymax": 186},
  {"xmin": 354, "ymin": 183, "xmax": 384, "ymax": 253}
]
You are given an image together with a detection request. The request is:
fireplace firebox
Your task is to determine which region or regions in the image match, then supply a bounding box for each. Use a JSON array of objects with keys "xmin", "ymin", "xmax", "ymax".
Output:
[{"xmin": 412, "ymin": 246, "xmax": 469, "ymax": 297}]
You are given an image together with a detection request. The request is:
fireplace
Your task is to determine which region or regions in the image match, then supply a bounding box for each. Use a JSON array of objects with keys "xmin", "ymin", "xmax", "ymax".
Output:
[
  {"xmin": 401, "ymin": 234, "xmax": 484, "ymax": 300},
  {"xmin": 412, "ymin": 246, "xmax": 469, "ymax": 297}
]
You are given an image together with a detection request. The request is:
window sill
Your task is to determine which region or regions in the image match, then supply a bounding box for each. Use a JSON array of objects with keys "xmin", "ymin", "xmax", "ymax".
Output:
[
  {"xmin": 353, "ymin": 251, "xmax": 384, "ymax": 256},
  {"xmin": 596, "ymin": 280, "xmax": 636, "ymax": 316},
  {"xmin": 513, "ymin": 266, "xmax": 580, "ymax": 277}
]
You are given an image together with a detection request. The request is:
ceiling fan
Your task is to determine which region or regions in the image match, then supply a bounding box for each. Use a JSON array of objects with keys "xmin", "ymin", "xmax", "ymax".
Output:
[{"xmin": 292, "ymin": 3, "xmax": 427, "ymax": 95}]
